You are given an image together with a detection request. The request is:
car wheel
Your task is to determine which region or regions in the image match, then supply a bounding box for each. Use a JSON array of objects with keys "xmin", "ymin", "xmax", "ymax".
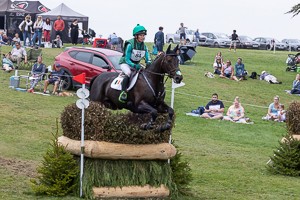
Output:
[
  {"xmin": 186, "ymin": 38, "xmax": 190, "ymax": 43},
  {"xmin": 266, "ymin": 45, "xmax": 270, "ymax": 50},
  {"xmin": 61, "ymin": 71, "xmax": 73, "ymax": 90},
  {"xmin": 168, "ymin": 39, "xmax": 173, "ymax": 43},
  {"xmin": 213, "ymin": 42, "xmax": 219, "ymax": 47}
]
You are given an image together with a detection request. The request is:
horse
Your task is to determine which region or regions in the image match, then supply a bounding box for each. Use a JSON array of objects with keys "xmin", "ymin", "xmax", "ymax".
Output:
[{"xmin": 89, "ymin": 45, "xmax": 183, "ymax": 132}]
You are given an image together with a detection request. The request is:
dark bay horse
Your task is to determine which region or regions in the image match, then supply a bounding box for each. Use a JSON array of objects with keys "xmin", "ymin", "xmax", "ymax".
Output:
[{"xmin": 90, "ymin": 45, "xmax": 183, "ymax": 131}]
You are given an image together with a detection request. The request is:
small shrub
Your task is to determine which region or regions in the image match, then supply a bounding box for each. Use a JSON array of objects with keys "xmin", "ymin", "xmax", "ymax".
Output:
[
  {"xmin": 286, "ymin": 101, "xmax": 300, "ymax": 135},
  {"xmin": 31, "ymin": 120, "xmax": 79, "ymax": 196}
]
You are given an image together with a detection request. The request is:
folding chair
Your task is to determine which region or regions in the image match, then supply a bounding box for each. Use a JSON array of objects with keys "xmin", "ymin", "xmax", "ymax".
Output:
[
  {"xmin": 23, "ymin": 48, "xmax": 43, "ymax": 70},
  {"xmin": 25, "ymin": 66, "xmax": 48, "ymax": 91}
]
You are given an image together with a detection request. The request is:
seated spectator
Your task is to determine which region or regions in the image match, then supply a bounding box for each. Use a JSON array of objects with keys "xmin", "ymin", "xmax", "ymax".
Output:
[
  {"xmin": 2, "ymin": 53, "xmax": 14, "ymax": 72},
  {"xmin": 0, "ymin": 31, "xmax": 7, "ymax": 45},
  {"xmin": 9, "ymin": 42, "xmax": 27, "ymax": 68},
  {"xmin": 214, "ymin": 52, "xmax": 224, "ymax": 63},
  {"xmin": 275, "ymin": 104, "xmax": 286, "ymax": 122},
  {"xmin": 290, "ymin": 74, "xmax": 300, "ymax": 94},
  {"xmin": 262, "ymin": 95, "xmax": 280, "ymax": 121},
  {"xmin": 220, "ymin": 60, "xmax": 234, "ymax": 79},
  {"xmin": 27, "ymin": 56, "xmax": 46, "ymax": 93},
  {"xmin": 201, "ymin": 93, "xmax": 225, "ymax": 119},
  {"xmin": 223, "ymin": 96, "xmax": 248, "ymax": 123},
  {"xmin": 260, "ymin": 71, "xmax": 282, "ymax": 84},
  {"xmin": 52, "ymin": 35, "xmax": 63, "ymax": 48},
  {"xmin": 12, "ymin": 33, "xmax": 21, "ymax": 46},
  {"xmin": 43, "ymin": 65, "xmax": 64, "ymax": 95},
  {"xmin": 213, "ymin": 56, "xmax": 223, "ymax": 75},
  {"xmin": 233, "ymin": 57, "xmax": 247, "ymax": 81}
]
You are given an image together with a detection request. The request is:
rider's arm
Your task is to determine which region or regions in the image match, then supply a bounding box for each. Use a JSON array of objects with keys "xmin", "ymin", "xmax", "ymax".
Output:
[{"xmin": 124, "ymin": 43, "xmax": 136, "ymax": 68}]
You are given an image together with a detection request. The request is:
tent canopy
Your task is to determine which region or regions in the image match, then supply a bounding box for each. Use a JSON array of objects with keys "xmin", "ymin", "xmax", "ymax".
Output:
[
  {"xmin": 14, "ymin": 1, "xmax": 50, "ymax": 14},
  {"xmin": 39, "ymin": 3, "xmax": 88, "ymax": 21}
]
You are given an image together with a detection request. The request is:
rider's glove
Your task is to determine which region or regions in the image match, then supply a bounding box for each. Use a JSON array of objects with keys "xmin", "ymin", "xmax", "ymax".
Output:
[
  {"xmin": 135, "ymin": 64, "xmax": 142, "ymax": 70},
  {"xmin": 146, "ymin": 62, "xmax": 151, "ymax": 68}
]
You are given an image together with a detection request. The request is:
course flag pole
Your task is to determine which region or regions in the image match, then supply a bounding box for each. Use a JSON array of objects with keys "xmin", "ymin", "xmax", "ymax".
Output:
[{"xmin": 74, "ymin": 73, "xmax": 90, "ymax": 197}]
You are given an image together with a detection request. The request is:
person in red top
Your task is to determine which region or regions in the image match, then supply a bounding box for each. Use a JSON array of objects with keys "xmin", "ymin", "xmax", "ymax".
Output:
[{"xmin": 53, "ymin": 15, "xmax": 65, "ymax": 45}]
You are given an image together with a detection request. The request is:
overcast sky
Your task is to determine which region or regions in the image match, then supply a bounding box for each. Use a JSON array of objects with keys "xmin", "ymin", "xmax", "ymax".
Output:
[{"xmin": 35, "ymin": 0, "xmax": 299, "ymax": 42}]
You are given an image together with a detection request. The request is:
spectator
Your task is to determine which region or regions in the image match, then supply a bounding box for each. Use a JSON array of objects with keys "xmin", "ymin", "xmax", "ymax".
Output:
[
  {"xmin": 53, "ymin": 15, "xmax": 65, "ymax": 45},
  {"xmin": 229, "ymin": 30, "xmax": 239, "ymax": 52},
  {"xmin": 12, "ymin": 33, "xmax": 21, "ymax": 45},
  {"xmin": 154, "ymin": 26, "xmax": 164, "ymax": 54},
  {"xmin": 2, "ymin": 53, "xmax": 14, "ymax": 72},
  {"xmin": 43, "ymin": 65, "xmax": 64, "ymax": 95},
  {"xmin": 52, "ymin": 35, "xmax": 62, "ymax": 48},
  {"xmin": 179, "ymin": 23, "xmax": 187, "ymax": 45},
  {"xmin": 32, "ymin": 15, "xmax": 44, "ymax": 47},
  {"xmin": 233, "ymin": 57, "xmax": 246, "ymax": 81},
  {"xmin": 214, "ymin": 52, "xmax": 224, "ymax": 63},
  {"xmin": 223, "ymin": 96, "xmax": 248, "ymax": 123},
  {"xmin": 260, "ymin": 71, "xmax": 282, "ymax": 84},
  {"xmin": 275, "ymin": 104, "xmax": 286, "ymax": 122},
  {"xmin": 108, "ymin": 32, "xmax": 119, "ymax": 50},
  {"xmin": 27, "ymin": 56, "xmax": 46, "ymax": 93},
  {"xmin": 213, "ymin": 56, "xmax": 223, "ymax": 75},
  {"xmin": 220, "ymin": 60, "xmax": 234, "ymax": 79},
  {"xmin": 43, "ymin": 18, "xmax": 51, "ymax": 42},
  {"xmin": 0, "ymin": 32, "xmax": 7, "ymax": 45},
  {"xmin": 70, "ymin": 19, "xmax": 79, "ymax": 45},
  {"xmin": 9, "ymin": 42, "xmax": 27, "ymax": 68},
  {"xmin": 2, "ymin": 33, "xmax": 12, "ymax": 45},
  {"xmin": 194, "ymin": 29, "xmax": 200, "ymax": 44},
  {"xmin": 290, "ymin": 74, "xmax": 300, "ymax": 94},
  {"xmin": 262, "ymin": 95, "xmax": 280, "ymax": 121},
  {"xmin": 19, "ymin": 14, "xmax": 33, "ymax": 47},
  {"xmin": 201, "ymin": 93, "xmax": 225, "ymax": 119}
]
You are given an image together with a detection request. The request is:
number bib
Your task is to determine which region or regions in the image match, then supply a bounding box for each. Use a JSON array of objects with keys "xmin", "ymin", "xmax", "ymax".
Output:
[{"xmin": 131, "ymin": 49, "xmax": 145, "ymax": 62}]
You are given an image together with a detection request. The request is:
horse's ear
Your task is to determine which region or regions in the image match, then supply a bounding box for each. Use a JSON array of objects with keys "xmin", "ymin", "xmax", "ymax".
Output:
[
  {"xmin": 173, "ymin": 45, "xmax": 179, "ymax": 54},
  {"xmin": 166, "ymin": 44, "xmax": 171, "ymax": 54}
]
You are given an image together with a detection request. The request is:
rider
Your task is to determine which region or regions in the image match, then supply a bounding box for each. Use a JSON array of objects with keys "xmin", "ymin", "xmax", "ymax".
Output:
[{"xmin": 118, "ymin": 24, "xmax": 151, "ymax": 103}]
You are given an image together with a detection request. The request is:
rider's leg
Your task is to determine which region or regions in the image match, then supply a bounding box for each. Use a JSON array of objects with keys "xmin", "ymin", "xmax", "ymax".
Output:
[{"xmin": 119, "ymin": 63, "xmax": 131, "ymax": 102}]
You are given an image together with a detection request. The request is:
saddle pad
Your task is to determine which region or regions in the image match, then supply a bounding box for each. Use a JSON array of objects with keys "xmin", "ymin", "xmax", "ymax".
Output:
[{"xmin": 110, "ymin": 73, "xmax": 139, "ymax": 91}]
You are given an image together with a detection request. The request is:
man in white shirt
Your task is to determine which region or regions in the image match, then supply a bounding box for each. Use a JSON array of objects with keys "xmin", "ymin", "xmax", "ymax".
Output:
[{"xmin": 9, "ymin": 42, "xmax": 27, "ymax": 68}]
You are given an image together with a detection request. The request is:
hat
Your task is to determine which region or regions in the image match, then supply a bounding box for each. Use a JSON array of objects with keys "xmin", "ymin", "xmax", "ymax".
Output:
[{"xmin": 261, "ymin": 71, "xmax": 266, "ymax": 74}]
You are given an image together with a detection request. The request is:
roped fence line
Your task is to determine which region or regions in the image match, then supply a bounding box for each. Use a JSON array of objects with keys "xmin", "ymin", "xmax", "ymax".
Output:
[{"xmin": 166, "ymin": 90, "xmax": 269, "ymax": 109}]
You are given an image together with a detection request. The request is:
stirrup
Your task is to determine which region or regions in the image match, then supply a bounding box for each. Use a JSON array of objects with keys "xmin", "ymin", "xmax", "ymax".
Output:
[{"xmin": 119, "ymin": 91, "xmax": 127, "ymax": 103}]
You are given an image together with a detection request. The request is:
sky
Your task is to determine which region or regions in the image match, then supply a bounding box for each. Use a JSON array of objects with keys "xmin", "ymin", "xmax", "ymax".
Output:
[{"xmin": 34, "ymin": 0, "xmax": 300, "ymax": 42}]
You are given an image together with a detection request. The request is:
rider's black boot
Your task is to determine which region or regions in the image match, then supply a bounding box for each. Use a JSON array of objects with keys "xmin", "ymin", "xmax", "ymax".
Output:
[{"xmin": 119, "ymin": 75, "xmax": 129, "ymax": 103}]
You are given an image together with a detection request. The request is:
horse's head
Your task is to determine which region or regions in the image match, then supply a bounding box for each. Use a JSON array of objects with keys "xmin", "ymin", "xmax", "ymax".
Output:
[{"xmin": 162, "ymin": 44, "xmax": 183, "ymax": 83}]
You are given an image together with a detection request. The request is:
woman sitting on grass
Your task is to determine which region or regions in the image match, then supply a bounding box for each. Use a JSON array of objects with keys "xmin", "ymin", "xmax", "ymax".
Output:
[
  {"xmin": 219, "ymin": 60, "xmax": 234, "ymax": 79},
  {"xmin": 223, "ymin": 96, "xmax": 249, "ymax": 123},
  {"xmin": 262, "ymin": 95, "xmax": 280, "ymax": 121}
]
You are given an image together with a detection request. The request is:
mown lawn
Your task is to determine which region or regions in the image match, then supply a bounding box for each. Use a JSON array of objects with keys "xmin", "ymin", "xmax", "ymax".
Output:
[{"xmin": 1, "ymin": 44, "xmax": 300, "ymax": 200}]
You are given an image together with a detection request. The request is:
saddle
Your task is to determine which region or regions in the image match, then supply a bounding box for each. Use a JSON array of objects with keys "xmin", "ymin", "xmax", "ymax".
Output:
[{"xmin": 111, "ymin": 69, "xmax": 139, "ymax": 91}]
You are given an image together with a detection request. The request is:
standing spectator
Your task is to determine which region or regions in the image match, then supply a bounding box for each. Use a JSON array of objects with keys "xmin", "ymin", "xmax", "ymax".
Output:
[
  {"xmin": 194, "ymin": 29, "xmax": 200, "ymax": 44},
  {"xmin": 31, "ymin": 16, "xmax": 44, "ymax": 47},
  {"xmin": 108, "ymin": 32, "xmax": 119, "ymax": 50},
  {"xmin": 19, "ymin": 15, "xmax": 33, "ymax": 47},
  {"xmin": 12, "ymin": 33, "xmax": 21, "ymax": 45},
  {"xmin": 220, "ymin": 60, "xmax": 234, "ymax": 79},
  {"xmin": 43, "ymin": 18, "xmax": 51, "ymax": 42},
  {"xmin": 201, "ymin": 93, "xmax": 225, "ymax": 119},
  {"xmin": 290, "ymin": 74, "xmax": 300, "ymax": 94},
  {"xmin": 179, "ymin": 23, "xmax": 187, "ymax": 45},
  {"xmin": 229, "ymin": 30, "xmax": 239, "ymax": 52},
  {"xmin": 53, "ymin": 15, "xmax": 65, "ymax": 45},
  {"xmin": 70, "ymin": 19, "xmax": 79, "ymax": 45},
  {"xmin": 9, "ymin": 42, "xmax": 27, "ymax": 68},
  {"xmin": 233, "ymin": 57, "xmax": 246, "ymax": 81},
  {"xmin": 154, "ymin": 26, "xmax": 164, "ymax": 54}
]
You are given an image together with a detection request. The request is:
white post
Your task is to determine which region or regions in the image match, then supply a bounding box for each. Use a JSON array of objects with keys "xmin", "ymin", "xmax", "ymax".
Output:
[
  {"xmin": 273, "ymin": 41, "xmax": 276, "ymax": 54},
  {"xmin": 80, "ymin": 84, "xmax": 85, "ymax": 198}
]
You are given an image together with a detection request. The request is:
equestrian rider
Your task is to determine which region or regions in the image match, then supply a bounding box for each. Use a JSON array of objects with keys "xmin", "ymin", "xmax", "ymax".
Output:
[{"xmin": 118, "ymin": 24, "xmax": 151, "ymax": 103}]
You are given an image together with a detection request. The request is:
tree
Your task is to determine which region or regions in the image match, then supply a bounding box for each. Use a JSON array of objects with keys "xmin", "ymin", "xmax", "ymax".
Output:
[{"xmin": 286, "ymin": 3, "xmax": 300, "ymax": 17}]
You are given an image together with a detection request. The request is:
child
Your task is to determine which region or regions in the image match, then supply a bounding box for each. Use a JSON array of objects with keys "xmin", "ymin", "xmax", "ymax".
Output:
[{"xmin": 276, "ymin": 104, "xmax": 286, "ymax": 122}]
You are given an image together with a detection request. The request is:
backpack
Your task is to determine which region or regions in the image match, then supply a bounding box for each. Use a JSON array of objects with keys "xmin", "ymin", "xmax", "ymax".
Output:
[
  {"xmin": 249, "ymin": 71, "xmax": 257, "ymax": 79},
  {"xmin": 191, "ymin": 106, "xmax": 205, "ymax": 115}
]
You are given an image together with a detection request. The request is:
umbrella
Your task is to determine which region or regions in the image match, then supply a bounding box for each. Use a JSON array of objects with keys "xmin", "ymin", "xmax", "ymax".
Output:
[{"xmin": 179, "ymin": 45, "xmax": 196, "ymax": 64}]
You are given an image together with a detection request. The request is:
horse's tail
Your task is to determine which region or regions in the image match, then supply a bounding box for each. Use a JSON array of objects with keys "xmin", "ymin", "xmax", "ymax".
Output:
[{"xmin": 89, "ymin": 75, "xmax": 97, "ymax": 91}]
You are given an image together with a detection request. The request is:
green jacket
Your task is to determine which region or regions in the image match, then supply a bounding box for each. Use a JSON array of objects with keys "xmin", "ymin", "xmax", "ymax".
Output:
[{"xmin": 119, "ymin": 38, "xmax": 151, "ymax": 68}]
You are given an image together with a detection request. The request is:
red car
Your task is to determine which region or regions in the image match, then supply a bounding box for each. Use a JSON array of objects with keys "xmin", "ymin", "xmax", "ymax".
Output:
[{"xmin": 53, "ymin": 47, "xmax": 122, "ymax": 90}]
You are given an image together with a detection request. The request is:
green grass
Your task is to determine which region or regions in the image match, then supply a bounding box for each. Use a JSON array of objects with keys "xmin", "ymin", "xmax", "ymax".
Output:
[{"xmin": 1, "ymin": 44, "xmax": 300, "ymax": 199}]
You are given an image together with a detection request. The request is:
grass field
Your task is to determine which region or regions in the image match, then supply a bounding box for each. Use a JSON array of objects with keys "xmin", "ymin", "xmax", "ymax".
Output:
[{"xmin": 1, "ymin": 44, "xmax": 300, "ymax": 200}]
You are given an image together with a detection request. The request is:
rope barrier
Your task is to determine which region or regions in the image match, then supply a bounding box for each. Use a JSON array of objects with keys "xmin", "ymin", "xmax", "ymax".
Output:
[{"xmin": 166, "ymin": 90, "xmax": 269, "ymax": 109}]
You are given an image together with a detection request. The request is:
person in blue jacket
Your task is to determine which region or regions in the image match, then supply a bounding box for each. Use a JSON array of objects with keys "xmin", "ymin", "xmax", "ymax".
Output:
[{"xmin": 118, "ymin": 24, "xmax": 151, "ymax": 103}]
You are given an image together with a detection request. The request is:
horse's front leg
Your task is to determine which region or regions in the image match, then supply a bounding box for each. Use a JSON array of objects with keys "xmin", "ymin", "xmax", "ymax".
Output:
[
  {"xmin": 157, "ymin": 101, "xmax": 174, "ymax": 132},
  {"xmin": 136, "ymin": 101, "xmax": 158, "ymax": 130}
]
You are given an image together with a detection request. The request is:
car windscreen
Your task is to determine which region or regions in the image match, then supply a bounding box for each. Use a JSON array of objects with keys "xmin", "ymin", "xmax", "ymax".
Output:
[
  {"xmin": 215, "ymin": 33, "xmax": 229, "ymax": 39},
  {"xmin": 108, "ymin": 55, "xmax": 122, "ymax": 70},
  {"xmin": 240, "ymin": 36, "xmax": 252, "ymax": 42}
]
